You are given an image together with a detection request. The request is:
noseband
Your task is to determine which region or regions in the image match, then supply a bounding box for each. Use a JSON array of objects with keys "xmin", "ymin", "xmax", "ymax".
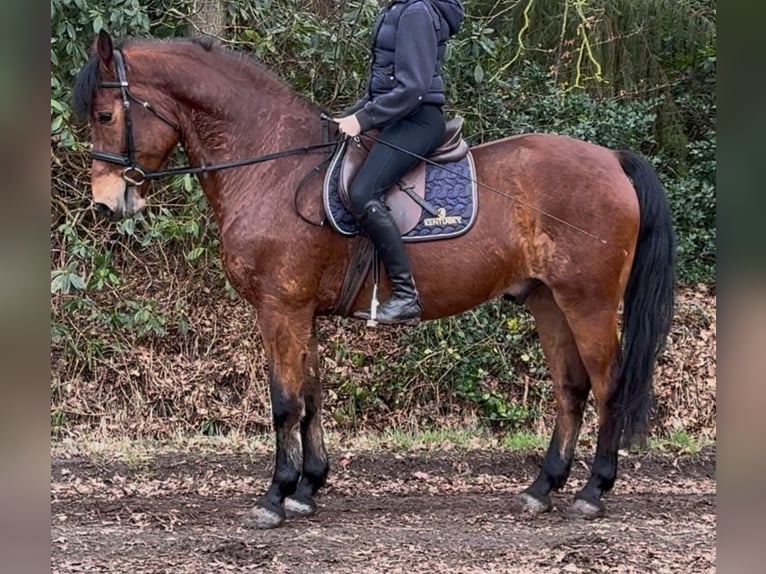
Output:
[{"xmin": 90, "ymin": 49, "xmax": 181, "ymax": 186}]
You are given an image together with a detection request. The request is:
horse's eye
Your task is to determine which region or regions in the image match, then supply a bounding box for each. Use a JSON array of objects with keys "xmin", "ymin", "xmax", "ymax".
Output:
[{"xmin": 97, "ymin": 112, "xmax": 113, "ymax": 124}]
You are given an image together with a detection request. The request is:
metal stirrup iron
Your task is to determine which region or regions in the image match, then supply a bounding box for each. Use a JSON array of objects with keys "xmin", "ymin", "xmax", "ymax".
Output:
[{"xmin": 367, "ymin": 251, "xmax": 380, "ymax": 328}]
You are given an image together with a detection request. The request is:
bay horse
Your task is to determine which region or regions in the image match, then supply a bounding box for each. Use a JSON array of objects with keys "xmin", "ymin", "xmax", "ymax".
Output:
[{"xmin": 72, "ymin": 31, "xmax": 675, "ymax": 528}]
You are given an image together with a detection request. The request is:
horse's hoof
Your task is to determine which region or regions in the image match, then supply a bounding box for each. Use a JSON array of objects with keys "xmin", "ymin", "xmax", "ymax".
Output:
[
  {"xmin": 510, "ymin": 491, "xmax": 552, "ymax": 514},
  {"xmin": 243, "ymin": 504, "xmax": 285, "ymax": 529},
  {"xmin": 567, "ymin": 497, "xmax": 606, "ymax": 519},
  {"xmin": 284, "ymin": 496, "xmax": 317, "ymax": 518}
]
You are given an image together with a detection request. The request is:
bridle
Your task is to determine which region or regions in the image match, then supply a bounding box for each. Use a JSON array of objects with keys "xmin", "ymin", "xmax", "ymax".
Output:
[
  {"xmin": 91, "ymin": 48, "xmax": 338, "ymax": 188},
  {"xmin": 90, "ymin": 49, "xmax": 182, "ymax": 186}
]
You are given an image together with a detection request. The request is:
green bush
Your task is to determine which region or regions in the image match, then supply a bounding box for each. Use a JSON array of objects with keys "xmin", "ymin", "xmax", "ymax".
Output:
[{"xmin": 396, "ymin": 303, "xmax": 551, "ymax": 430}]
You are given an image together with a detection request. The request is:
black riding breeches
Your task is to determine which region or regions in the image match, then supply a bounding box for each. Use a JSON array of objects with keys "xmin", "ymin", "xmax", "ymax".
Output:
[{"xmin": 348, "ymin": 104, "xmax": 446, "ymax": 218}]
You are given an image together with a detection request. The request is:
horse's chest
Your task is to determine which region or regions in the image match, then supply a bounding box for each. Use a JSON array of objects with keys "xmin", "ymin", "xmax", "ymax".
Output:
[
  {"xmin": 218, "ymin": 229, "xmax": 300, "ymax": 301},
  {"xmin": 216, "ymin": 227, "xmax": 267, "ymax": 290}
]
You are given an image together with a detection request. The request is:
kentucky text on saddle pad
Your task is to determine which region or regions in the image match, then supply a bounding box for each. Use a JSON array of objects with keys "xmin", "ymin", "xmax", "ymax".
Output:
[{"xmin": 324, "ymin": 117, "xmax": 478, "ymax": 242}]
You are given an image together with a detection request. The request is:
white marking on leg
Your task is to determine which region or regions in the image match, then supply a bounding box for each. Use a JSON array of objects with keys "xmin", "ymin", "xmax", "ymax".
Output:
[
  {"xmin": 287, "ymin": 423, "xmax": 303, "ymax": 471},
  {"xmin": 284, "ymin": 497, "xmax": 316, "ymax": 517}
]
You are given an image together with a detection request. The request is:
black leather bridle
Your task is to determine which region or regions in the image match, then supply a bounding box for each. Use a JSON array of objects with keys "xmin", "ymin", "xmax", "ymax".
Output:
[
  {"xmin": 90, "ymin": 49, "xmax": 182, "ymax": 186},
  {"xmin": 91, "ymin": 48, "xmax": 337, "ymax": 187}
]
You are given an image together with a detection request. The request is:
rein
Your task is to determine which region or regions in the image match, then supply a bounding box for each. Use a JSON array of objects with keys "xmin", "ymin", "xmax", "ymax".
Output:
[
  {"xmin": 319, "ymin": 113, "xmax": 612, "ymax": 246},
  {"xmin": 123, "ymin": 142, "xmax": 338, "ymax": 183},
  {"xmin": 92, "ymin": 49, "xmax": 338, "ymax": 188}
]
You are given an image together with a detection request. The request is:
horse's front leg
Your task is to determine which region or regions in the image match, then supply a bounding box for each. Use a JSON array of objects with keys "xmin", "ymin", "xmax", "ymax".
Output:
[
  {"xmin": 244, "ymin": 305, "xmax": 315, "ymax": 529},
  {"xmin": 284, "ymin": 333, "xmax": 329, "ymax": 518}
]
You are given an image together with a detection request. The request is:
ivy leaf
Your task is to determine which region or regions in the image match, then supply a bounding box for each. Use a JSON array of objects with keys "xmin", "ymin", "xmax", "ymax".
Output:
[{"xmin": 474, "ymin": 62, "xmax": 484, "ymax": 84}]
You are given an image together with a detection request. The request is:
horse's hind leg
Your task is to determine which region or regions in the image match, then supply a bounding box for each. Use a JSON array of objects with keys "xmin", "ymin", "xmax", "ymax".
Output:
[
  {"xmin": 284, "ymin": 333, "xmax": 329, "ymax": 518},
  {"xmin": 559, "ymin": 304, "xmax": 622, "ymax": 518},
  {"xmin": 244, "ymin": 305, "xmax": 314, "ymax": 529},
  {"xmin": 512, "ymin": 285, "xmax": 591, "ymax": 513}
]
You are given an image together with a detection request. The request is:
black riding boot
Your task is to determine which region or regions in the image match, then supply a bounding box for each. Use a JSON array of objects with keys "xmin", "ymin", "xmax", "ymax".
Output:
[{"xmin": 354, "ymin": 200, "xmax": 421, "ymax": 325}]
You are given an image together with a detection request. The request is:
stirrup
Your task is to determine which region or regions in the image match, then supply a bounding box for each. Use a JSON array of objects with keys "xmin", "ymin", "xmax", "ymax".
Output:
[
  {"xmin": 360, "ymin": 250, "xmax": 382, "ymax": 327},
  {"xmin": 353, "ymin": 302, "xmax": 421, "ymax": 326},
  {"xmin": 365, "ymin": 282, "xmax": 381, "ymax": 327}
]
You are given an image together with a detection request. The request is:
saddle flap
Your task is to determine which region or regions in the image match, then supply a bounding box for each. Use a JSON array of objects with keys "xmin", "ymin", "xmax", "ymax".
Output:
[
  {"xmin": 339, "ymin": 138, "xmax": 372, "ymax": 209},
  {"xmin": 338, "ymin": 133, "xmax": 426, "ymax": 236},
  {"xmin": 385, "ymin": 162, "xmax": 427, "ymax": 234},
  {"xmin": 336, "ymin": 115, "xmax": 469, "ymax": 234}
]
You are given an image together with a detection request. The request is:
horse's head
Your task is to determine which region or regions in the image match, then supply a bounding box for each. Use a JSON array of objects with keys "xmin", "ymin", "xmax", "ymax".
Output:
[{"xmin": 73, "ymin": 31, "xmax": 181, "ymax": 221}]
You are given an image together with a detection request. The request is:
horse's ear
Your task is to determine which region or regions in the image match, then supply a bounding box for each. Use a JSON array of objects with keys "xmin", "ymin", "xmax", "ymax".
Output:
[{"xmin": 93, "ymin": 30, "xmax": 114, "ymax": 69}]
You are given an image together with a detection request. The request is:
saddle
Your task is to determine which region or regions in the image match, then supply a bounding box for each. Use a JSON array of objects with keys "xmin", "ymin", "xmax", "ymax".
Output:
[
  {"xmin": 324, "ymin": 116, "xmax": 478, "ymax": 316},
  {"xmin": 338, "ymin": 116, "xmax": 469, "ymax": 234}
]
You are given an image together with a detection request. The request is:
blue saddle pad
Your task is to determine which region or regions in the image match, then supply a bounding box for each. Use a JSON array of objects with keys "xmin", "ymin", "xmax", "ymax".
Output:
[{"xmin": 323, "ymin": 144, "xmax": 478, "ymax": 243}]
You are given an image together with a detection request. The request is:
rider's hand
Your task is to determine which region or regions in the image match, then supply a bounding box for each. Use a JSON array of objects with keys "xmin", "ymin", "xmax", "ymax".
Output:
[{"xmin": 336, "ymin": 114, "xmax": 362, "ymax": 137}]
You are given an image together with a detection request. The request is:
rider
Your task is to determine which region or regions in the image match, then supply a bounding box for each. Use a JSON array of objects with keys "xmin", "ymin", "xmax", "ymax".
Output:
[{"xmin": 336, "ymin": 0, "xmax": 464, "ymax": 324}]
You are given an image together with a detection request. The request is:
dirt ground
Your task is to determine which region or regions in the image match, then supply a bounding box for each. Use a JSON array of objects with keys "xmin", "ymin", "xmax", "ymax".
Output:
[{"xmin": 51, "ymin": 443, "xmax": 716, "ymax": 573}]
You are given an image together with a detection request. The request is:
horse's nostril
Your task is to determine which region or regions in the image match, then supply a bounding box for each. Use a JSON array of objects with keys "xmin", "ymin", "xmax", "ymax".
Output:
[{"xmin": 94, "ymin": 203, "xmax": 115, "ymax": 219}]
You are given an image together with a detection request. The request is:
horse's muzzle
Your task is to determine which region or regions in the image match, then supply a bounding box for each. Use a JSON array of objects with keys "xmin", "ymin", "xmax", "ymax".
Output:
[{"xmin": 94, "ymin": 202, "xmax": 120, "ymax": 221}]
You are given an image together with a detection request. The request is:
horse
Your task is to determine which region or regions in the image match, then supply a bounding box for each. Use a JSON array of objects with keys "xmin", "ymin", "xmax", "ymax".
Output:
[{"xmin": 71, "ymin": 31, "xmax": 675, "ymax": 529}]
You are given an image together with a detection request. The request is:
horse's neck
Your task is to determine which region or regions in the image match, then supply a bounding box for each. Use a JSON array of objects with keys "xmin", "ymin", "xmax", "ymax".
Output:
[
  {"xmin": 146, "ymin": 47, "xmax": 321, "ymax": 207},
  {"xmin": 179, "ymin": 91, "xmax": 318, "ymax": 162}
]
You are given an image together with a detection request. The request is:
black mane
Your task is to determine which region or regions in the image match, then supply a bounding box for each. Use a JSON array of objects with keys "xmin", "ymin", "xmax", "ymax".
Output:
[
  {"xmin": 71, "ymin": 52, "xmax": 104, "ymax": 121},
  {"xmin": 190, "ymin": 36, "xmax": 216, "ymax": 51}
]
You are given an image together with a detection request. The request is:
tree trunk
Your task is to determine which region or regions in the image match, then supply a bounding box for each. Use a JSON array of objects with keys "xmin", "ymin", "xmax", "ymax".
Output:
[{"xmin": 188, "ymin": 0, "xmax": 226, "ymax": 38}]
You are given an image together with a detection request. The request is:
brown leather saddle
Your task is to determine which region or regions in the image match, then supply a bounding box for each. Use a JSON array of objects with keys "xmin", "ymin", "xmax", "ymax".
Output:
[{"xmin": 338, "ymin": 116, "xmax": 470, "ymax": 234}]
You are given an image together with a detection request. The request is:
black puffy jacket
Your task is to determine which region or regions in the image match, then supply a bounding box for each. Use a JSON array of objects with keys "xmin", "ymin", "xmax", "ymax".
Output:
[{"xmin": 347, "ymin": 0, "xmax": 464, "ymax": 131}]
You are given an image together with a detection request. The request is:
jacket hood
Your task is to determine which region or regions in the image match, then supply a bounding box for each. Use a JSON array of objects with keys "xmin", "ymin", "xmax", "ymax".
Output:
[{"xmin": 429, "ymin": 0, "xmax": 464, "ymax": 36}]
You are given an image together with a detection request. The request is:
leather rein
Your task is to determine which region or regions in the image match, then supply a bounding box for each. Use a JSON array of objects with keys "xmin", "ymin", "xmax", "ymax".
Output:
[{"xmin": 91, "ymin": 49, "xmax": 338, "ymax": 192}]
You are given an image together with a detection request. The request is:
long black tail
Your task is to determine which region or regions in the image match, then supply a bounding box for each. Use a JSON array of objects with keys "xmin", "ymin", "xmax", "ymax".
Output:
[{"xmin": 616, "ymin": 150, "xmax": 676, "ymax": 447}]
